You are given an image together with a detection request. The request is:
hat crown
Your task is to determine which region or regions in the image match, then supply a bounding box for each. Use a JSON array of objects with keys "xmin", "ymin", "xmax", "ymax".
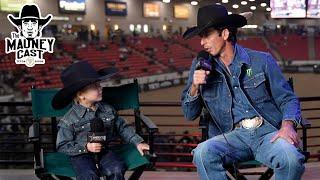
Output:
[
  {"xmin": 20, "ymin": 5, "xmax": 41, "ymax": 19},
  {"xmin": 61, "ymin": 61, "xmax": 100, "ymax": 87},
  {"xmin": 197, "ymin": 4, "xmax": 228, "ymax": 27}
]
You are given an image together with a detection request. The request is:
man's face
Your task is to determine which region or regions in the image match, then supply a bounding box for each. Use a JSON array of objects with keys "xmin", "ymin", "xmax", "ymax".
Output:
[
  {"xmin": 21, "ymin": 19, "xmax": 39, "ymax": 38},
  {"xmin": 199, "ymin": 28, "xmax": 227, "ymax": 56}
]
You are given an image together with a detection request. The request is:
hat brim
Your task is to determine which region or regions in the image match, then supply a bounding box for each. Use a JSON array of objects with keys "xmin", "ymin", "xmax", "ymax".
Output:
[
  {"xmin": 51, "ymin": 72, "xmax": 116, "ymax": 110},
  {"xmin": 8, "ymin": 14, "xmax": 52, "ymax": 27},
  {"xmin": 183, "ymin": 14, "xmax": 247, "ymax": 40}
]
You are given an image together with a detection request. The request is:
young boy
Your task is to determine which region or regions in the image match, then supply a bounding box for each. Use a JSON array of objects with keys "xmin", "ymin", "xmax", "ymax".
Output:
[{"xmin": 52, "ymin": 61, "xmax": 149, "ymax": 180}]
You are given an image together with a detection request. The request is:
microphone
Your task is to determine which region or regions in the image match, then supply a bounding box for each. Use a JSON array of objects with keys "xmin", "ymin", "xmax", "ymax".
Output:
[
  {"xmin": 195, "ymin": 50, "xmax": 212, "ymax": 95},
  {"xmin": 88, "ymin": 117, "xmax": 106, "ymax": 166},
  {"xmin": 195, "ymin": 50, "xmax": 212, "ymax": 71}
]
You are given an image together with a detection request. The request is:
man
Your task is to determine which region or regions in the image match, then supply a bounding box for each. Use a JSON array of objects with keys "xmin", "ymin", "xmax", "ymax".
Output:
[{"xmin": 181, "ymin": 4, "xmax": 305, "ymax": 180}]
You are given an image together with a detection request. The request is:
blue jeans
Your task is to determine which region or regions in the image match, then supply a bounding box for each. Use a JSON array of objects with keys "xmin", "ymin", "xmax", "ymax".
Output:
[
  {"xmin": 192, "ymin": 121, "xmax": 305, "ymax": 180},
  {"xmin": 70, "ymin": 151, "xmax": 126, "ymax": 180}
]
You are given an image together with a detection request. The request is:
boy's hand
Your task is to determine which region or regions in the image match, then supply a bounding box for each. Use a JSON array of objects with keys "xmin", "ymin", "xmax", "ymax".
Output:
[
  {"xmin": 136, "ymin": 143, "xmax": 150, "ymax": 156},
  {"xmin": 86, "ymin": 143, "xmax": 102, "ymax": 153}
]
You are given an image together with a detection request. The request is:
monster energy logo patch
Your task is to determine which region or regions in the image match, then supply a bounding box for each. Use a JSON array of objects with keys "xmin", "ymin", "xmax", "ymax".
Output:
[{"xmin": 246, "ymin": 68, "xmax": 253, "ymax": 77}]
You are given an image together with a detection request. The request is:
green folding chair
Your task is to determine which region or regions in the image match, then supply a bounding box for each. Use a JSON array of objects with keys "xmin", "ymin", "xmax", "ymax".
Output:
[
  {"xmin": 28, "ymin": 79, "xmax": 158, "ymax": 180},
  {"xmin": 199, "ymin": 78, "xmax": 311, "ymax": 180}
]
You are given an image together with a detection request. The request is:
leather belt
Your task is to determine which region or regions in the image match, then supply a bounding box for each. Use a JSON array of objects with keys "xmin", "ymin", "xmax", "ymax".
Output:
[{"xmin": 235, "ymin": 116, "xmax": 264, "ymax": 129}]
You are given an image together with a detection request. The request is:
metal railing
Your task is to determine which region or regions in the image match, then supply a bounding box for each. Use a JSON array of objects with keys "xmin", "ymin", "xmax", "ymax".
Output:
[{"xmin": 0, "ymin": 96, "xmax": 319, "ymax": 169}]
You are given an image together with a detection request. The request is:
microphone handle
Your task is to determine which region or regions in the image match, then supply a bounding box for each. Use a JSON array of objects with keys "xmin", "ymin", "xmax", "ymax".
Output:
[{"xmin": 94, "ymin": 153, "xmax": 100, "ymax": 165}]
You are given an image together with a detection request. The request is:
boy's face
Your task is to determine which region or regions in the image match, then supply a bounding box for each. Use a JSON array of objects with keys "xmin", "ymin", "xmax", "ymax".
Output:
[{"xmin": 80, "ymin": 82, "xmax": 103, "ymax": 103}]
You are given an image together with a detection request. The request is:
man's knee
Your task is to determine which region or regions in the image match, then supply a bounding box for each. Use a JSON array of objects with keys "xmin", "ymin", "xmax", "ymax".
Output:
[
  {"xmin": 77, "ymin": 170, "xmax": 100, "ymax": 180},
  {"xmin": 192, "ymin": 141, "xmax": 223, "ymax": 166},
  {"xmin": 271, "ymin": 146, "xmax": 305, "ymax": 172}
]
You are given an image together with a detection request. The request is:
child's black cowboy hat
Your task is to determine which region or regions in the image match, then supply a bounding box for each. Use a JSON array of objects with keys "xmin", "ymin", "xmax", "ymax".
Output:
[
  {"xmin": 8, "ymin": 4, "xmax": 52, "ymax": 27},
  {"xmin": 183, "ymin": 4, "xmax": 247, "ymax": 40},
  {"xmin": 51, "ymin": 61, "xmax": 117, "ymax": 110}
]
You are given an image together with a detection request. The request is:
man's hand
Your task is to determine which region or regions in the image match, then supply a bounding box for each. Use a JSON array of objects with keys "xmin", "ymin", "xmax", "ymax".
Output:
[
  {"xmin": 86, "ymin": 143, "xmax": 102, "ymax": 153},
  {"xmin": 136, "ymin": 143, "xmax": 150, "ymax": 156},
  {"xmin": 270, "ymin": 120, "xmax": 299, "ymax": 147},
  {"xmin": 190, "ymin": 70, "xmax": 210, "ymax": 96}
]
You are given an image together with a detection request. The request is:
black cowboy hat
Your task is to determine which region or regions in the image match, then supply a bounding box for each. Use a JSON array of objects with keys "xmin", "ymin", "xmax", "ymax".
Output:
[
  {"xmin": 183, "ymin": 4, "xmax": 247, "ymax": 40},
  {"xmin": 51, "ymin": 61, "xmax": 117, "ymax": 110},
  {"xmin": 8, "ymin": 4, "xmax": 52, "ymax": 27}
]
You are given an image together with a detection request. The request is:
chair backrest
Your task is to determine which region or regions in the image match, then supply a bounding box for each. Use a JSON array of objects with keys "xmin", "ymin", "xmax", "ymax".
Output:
[
  {"xmin": 102, "ymin": 80, "xmax": 140, "ymax": 111},
  {"xmin": 31, "ymin": 80, "xmax": 140, "ymax": 119},
  {"xmin": 31, "ymin": 88, "xmax": 71, "ymax": 119}
]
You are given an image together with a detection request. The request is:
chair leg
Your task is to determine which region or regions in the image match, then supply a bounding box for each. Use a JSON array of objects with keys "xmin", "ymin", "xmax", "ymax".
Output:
[
  {"xmin": 226, "ymin": 165, "xmax": 247, "ymax": 180},
  {"xmin": 128, "ymin": 164, "xmax": 147, "ymax": 180},
  {"xmin": 258, "ymin": 168, "xmax": 274, "ymax": 180}
]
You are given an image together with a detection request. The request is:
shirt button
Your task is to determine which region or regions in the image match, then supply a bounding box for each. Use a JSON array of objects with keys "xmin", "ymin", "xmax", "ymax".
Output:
[
  {"xmin": 234, "ymin": 86, "xmax": 238, "ymax": 89},
  {"xmin": 233, "ymin": 76, "xmax": 236, "ymax": 79},
  {"xmin": 82, "ymin": 126, "xmax": 84, "ymax": 129},
  {"xmin": 79, "ymin": 150, "xmax": 82, "ymax": 152},
  {"xmin": 246, "ymin": 110, "xmax": 249, "ymax": 113}
]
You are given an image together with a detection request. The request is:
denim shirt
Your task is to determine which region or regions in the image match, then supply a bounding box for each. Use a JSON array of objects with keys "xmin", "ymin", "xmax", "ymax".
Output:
[
  {"xmin": 181, "ymin": 44, "xmax": 302, "ymax": 138},
  {"xmin": 56, "ymin": 101, "xmax": 144, "ymax": 156},
  {"xmin": 215, "ymin": 46, "xmax": 257, "ymax": 124}
]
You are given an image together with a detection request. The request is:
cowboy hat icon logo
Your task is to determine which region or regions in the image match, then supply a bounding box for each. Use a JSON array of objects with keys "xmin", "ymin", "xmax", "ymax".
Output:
[
  {"xmin": 8, "ymin": 4, "xmax": 52, "ymax": 39},
  {"xmin": 5, "ymin": 3, "xmax": 55, "ymax": 67}
]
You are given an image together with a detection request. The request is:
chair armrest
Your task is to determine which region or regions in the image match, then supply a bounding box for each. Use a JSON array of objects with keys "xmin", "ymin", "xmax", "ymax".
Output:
[
  {"xmin": 139, "ymin": 113, "xmax": 158, "ymax": 133},
  {"xmin": 300, "ymin": 118, "xmax": 311, "ymax": 128},
  {"xmin": 28, "ymin": 121, "xmax": 40, "ymax": 142}
]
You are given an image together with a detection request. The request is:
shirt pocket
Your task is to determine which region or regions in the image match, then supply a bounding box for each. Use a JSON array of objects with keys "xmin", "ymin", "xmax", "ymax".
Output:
[
  {"xmin": 202, "ymin": 77, "xmax": 223, "ymax": 101},
  {"xmin": 73, "ymin": 120, "xmax": 91, "ymax": 134},
  {"xmin": 242, "ymin": 73, "xmax": 270, "ymax": 103}
]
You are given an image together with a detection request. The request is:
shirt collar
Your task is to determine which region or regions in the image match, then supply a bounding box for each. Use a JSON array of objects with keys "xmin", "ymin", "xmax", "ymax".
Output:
[
  {"xmin": 211, "ymin": 43, "xmax": 251, "ymax": 67},
  {"xmin": 234, "ymin": 43, "xmax": 251, "ymax": 66},
  {"xmin": 72, "ymin": 101, "xmax": 103, "ymax": 118}
]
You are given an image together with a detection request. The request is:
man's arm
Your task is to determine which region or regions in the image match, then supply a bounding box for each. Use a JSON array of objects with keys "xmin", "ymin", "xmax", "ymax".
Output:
[
  {"xmin": 264, "ymin": 54, "xmax": 301, "ymax": 146},
  {"xmin": 181, "ymin": 58, "xmax": 204, "ymax": 121},
  {"xmin": 264, "ymin": 53, "xmax": 302, "ymax": 126}
]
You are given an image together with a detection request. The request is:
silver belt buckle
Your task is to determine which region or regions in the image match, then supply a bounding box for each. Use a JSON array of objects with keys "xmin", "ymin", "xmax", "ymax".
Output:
[{"xmin": 240, "ymin": 116, "xmax": 263, "ymax": 129}]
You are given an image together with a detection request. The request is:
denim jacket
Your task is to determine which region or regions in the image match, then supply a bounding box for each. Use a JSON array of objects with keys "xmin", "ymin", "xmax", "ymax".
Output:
[
  {"xmin": 181, "ymin": 44, "xmax": 302, "ymax": 138},
  {"xmin": 56, "ymin": 101, "xmax": 144, "ymax": 156}
]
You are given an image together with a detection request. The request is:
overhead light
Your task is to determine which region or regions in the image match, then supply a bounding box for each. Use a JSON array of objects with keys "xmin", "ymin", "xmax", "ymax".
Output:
[
  {"xmin": 222, "ymin": 0, "xmax": 228, "ymax": 3},
  {"xmin": 232, "ymin": 4, "xmax": 239, "ymax": 9},
  {"xmin": 137, "ymin": 24, "xmax": 142, "ymax": 30},
  {"xmin": 90, "ymin": 24, "xmax": 95, "ymax": 31},
  {"xmin": 129, "ymin": 24, "xmax": 134, "ymax": 32},
  {"xmin": 216, "ymin": 3, "xmax": 221, "ymax": 5},
  {"xmin": 250, "ymin": 6, "xmax": 256, "ymax": 10},
  {"xmin": 261, "ymin": 3, "xmax": 267, "ymax": 7},
  {"xmin": 266, "ymin": 7, "xmax": 272, "ymax": 11},
  {"xmin": 163, "ymin": 0, "xmax": 170, "ymax": 3},
  {"xmin": 241, "ymin": 1, "xmax": 247, "ymax": 5},
  {"xmin": 242, "ymin": 25, "xmax": 258, "ymax": 29},
  {"xmin": 114, "ymin": 24, "xmax": 119, "ymax": 31},
  {"xmin": 249, "ymin": 0, "xmax": 255, "ymax": 1},
  {"xmin": 191, "ymin": 1, "xmax": 198, "ymax": 6},
  {"xmin": 143, "ymin": 24, "xmax": 149, "ymax": 33},
  {"xmin": 228, "ymin": 12, "xmax": 232, "ymax": 15},
  {"xmin": 163, "ymin": 25, "xmax": 167, "ymax": 31}
]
